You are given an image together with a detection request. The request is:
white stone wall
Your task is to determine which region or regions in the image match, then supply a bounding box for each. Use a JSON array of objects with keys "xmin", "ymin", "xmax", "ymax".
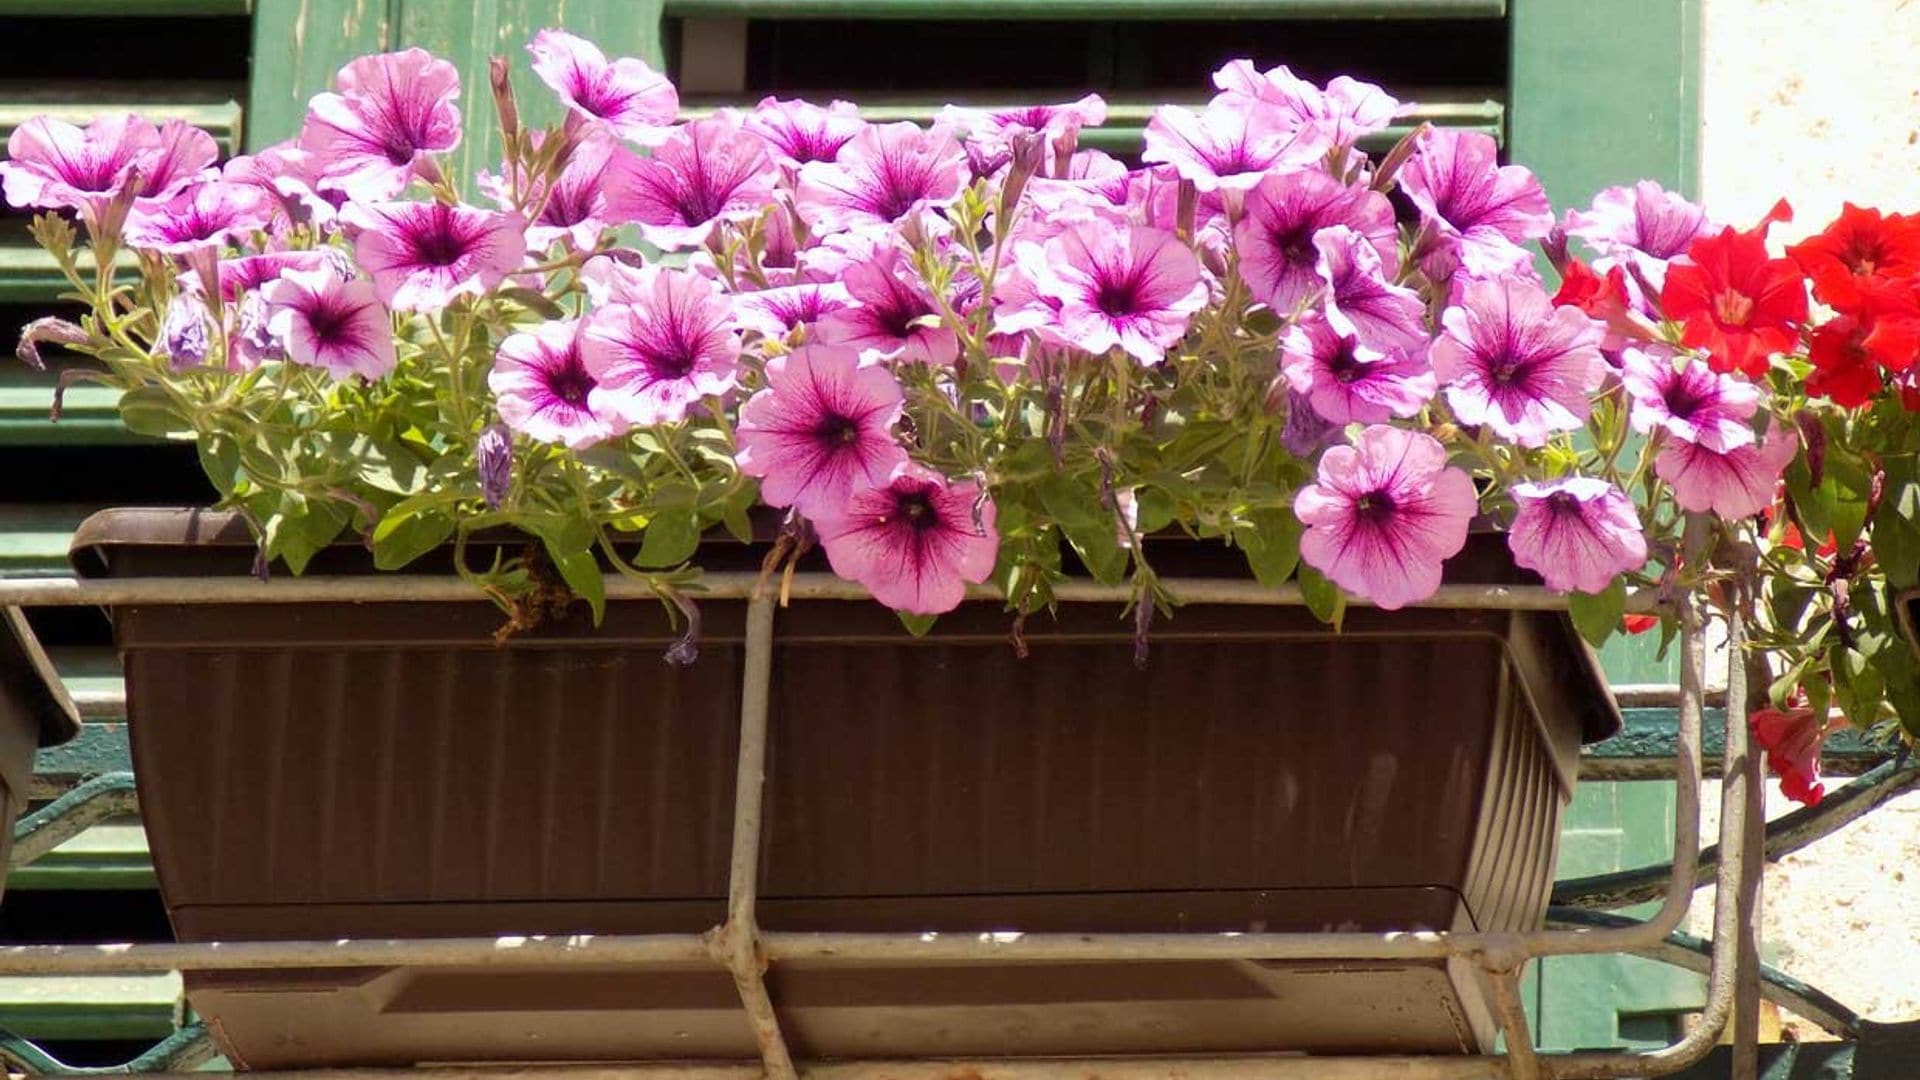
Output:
[{"xmin": 1694, "ymin": 0, "xmax": 1920, "ymax": 1037}]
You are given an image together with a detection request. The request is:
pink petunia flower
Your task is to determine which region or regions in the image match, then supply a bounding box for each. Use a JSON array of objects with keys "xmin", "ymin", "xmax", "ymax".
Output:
[
  {"xmin": 1141, "ymin": 99, "xmax": 1330, "ymax": 193},
  {"xmin": 340, "ymin": 201, "xmax": 527, "ymax": 312},
  {"xmin": 211, "ymin": 251, "xmax": 333, "ymax": 302},
  {"xmin": 221, "ymin": 139, "xmax": 338, "ymax": 231},
  {"xmin": 1619, "ymin": 345, "xmax": 1761, "ymax": 451},
  {"xmin": 0, "ymin": 114, "xmax": 158, "ymax": 215},
  {"xmin": 744, "ymin": 97, "xmax": 867, "ymax": 167},
  {"xmin": 1211, "ymin": 60, "xmax": 1404, "ymax": 149},
  {"xmin": 939, "ymin": 94, "xmax": 1108, "ymax": 159},
  {"xmin": 1431, "ymin": 278, "xmax": 1607, "ymax": 447},
  {"xmin": 1506, "ymin": 477, "xmax": 1648, "ymax": 594},
  {"xmin": 1280, "ymin": 319, "xmax": 1434, "ymax": 424},
  {"xmin": 735, "ymin": 343, "xmax": 909, "ymax": 517},
  {"xmin": 527, "ymin": 28, "xmax": 677, "ymax": 145},
  {"xmin": 814, "ymin": 241, "xmax": 959, "ymax": 366},
  {"xmin": 1656, "ymin": 417, "xmax": 1799, "ymax": 521},
  {"xmin": 604, "ymin": 113, "xmax": 776, "ymax": 251},
  {"xmin": 1399, "ymin": 127, "xmax": 1553, "ymax": 278},
  {"xmin": 299, "ymin": 48, "xmax": 463, "ymax": 202},
  {"xmin": 1314, "ymin": 225, "xmax": 1426, "ymax": 352},
  {"xmin": 580, "ymin": 266, "xmax": 741, "ymax": 427},
  {"xmin": 1032, "ymin": 222, "xmax": 1207, "ymax": 364},
  {"xmin": 1234, "ymin": 170, "xmax": 1397, "ymax": 315},
  {"xmin": 794, "ymin": 122, "xmax": 968, "ymax": 234},
  {"xmin": 1565, "ymin": 180, "xmax": 1713, "ymax": 292},
  {"xmin": 489, "ymin": 319, "xmax": 619, "ymax": 449},
  {"xmin": 1294, "ymin": 425, "xmax": 1478, "ymax": 611},
  {"xmin": 261, "ymin": 267, "xmax": 397, "ymax": 381},
  {"xmin": 124, "ymin": 181, "xmax": 272, "ymax": 256},
  {"xmin": 813, "ymin": 463, "xmax": 999, "ymax": 615},
  {"xmin": 734, "ymin": 281, "xmax": 854, "ymax": 340},
  {"xmin": 138, "ymin": 119, "xmax": 222, "ymax": 206},
  {"xmin": 479, "ymin": 129, "xmax": 632, "ymax": 253}
]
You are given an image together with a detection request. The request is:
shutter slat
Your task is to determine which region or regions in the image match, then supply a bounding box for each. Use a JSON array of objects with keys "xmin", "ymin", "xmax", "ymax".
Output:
[{"xmin": 665, "ymin": 0, "xmax": 1504, "ymax": 17}]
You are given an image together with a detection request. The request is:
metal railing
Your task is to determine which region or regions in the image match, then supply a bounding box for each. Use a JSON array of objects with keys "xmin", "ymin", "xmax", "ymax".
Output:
[{"xmin": 0, "ymin": 572, "xmax": 1764, "ymax": 1080}]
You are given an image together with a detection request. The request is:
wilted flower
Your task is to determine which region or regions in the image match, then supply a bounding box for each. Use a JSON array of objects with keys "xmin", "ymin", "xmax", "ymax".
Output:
[
  {"xmin": 813, "ymin": 463, "xmax": 998, "ymax": 615},
  {"xmin": 262, "ymin": 267, "xmax": 397, "ymax": 381},
  {"xmin": 299, "ymin": 48, "xmax": 463, "ymax": 201},
  {"xmin": 158, "ymin": 292, "xmax": 213, "ymax": 369},
  {"xmin": 735, "ymin": 343, "xmax": 908, "ymax": 518},
  {"xmin": 1750, "ymin": 706, "xmax": 1838, "ymax": 806},
  {"xmin": 341, "ymin": 201, "xmax": 527, "ymax": 312},
  {"xmin": 476, "ymin": 423, "xmax": 514, "ymax": 509},
  {"xmin": 1294, "ymin": 425, "xmax": 1477, "ymax": 610},
  {"xmin": 489, "ymin": 319, "xmax": 618, "ymax": 449},
  {"xmin": 1506, "ymin": 477, "xmax": 1648, "ymax": 594},
  {"xmin": 581, "ymin": 266, "xmax": 741, "ymax": 426},
  {"xmin": 15, "ymin": 317, "xmax": 88, "ymax": 370},
  {"xmin": 527, "ymin": 28, "xmax": 677, "ymax": 145}
]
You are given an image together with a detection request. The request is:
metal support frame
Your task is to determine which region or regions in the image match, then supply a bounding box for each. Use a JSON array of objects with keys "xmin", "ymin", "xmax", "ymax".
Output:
[{"xmin": 0, "ymin": 572, "xmax": 1765, "ymax": 1079}]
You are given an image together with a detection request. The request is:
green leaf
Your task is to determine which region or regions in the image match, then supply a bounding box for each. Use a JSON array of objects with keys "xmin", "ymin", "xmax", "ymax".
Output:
[
  {"xmin": 372, "ymin": 508, "xmax": 455, "ymax": 570},
  {"xmin": 1037, "ymin": 474, "xmax": 1127, "ymax": 585},
  {"xmin": 1569, "ymin": 577, "xmax": 1627, "ymax": 649},
  {"xmin": 548, "ymin": 546, "xmax": 606, "ymax": 626},
  {"xmin": 269, "ymin": 497, "xmax": 347, "ymax": 576},
  {"xmin": 721, "ymin": 482, "xmax": 757, "ymax": 544},
  {"xmin": 896, "ymin": 610, "xmax": 938, "ymax": 637},
  {"xmin": 1234, "ymin": 506, "xmax": 1303, "ymax": 589},
  {"xmin": 1873, "ymin": 456, "xmax": 1920, "ymax": 587},
  {"xmin": 637, "ymin": 507, "xmax": 702, "ymax": 568},
  {"xmin": 118, "ymin": 386, "xmax": 192, "ymax": 438},
  {"xmin": 196, "ymin": 434, "xmax": 241, "ymax": 496},
  {"xmin": 1297, "ymin": 565, "xmax": 1345, "ymax": 629}
]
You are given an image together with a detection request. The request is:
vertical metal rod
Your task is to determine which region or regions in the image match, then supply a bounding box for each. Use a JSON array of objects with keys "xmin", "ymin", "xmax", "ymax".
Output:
[
  {"xmin": 711, "ymin": 592, "xmax": 798, "ymax": 1080},
  {"xmin": 1486, "ymin": 964, "xmax": 1541, "ymax": 1080},
  {"xmin": 1730, "ymin": 584, "xmax": 1765, "ymax": 1080}
]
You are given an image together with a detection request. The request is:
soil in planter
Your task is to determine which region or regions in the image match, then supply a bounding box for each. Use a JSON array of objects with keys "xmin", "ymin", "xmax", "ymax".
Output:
[{"xmin": 74, "ymin": 508, "xmax": 1619, "ymax": 1067}]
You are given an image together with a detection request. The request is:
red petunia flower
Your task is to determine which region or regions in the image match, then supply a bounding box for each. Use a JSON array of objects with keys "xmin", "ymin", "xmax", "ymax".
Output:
[
  {"xmin": 1621, "ymin": 613, "xmax": 1659, "ymax": 635},
  {"xmin": 1787, "ymin": 203, "xmax": 1920, "ymax": 314},
  {"xmin": 1553, "ymin": 257, "xmax": 1644, "ymax": 344},
  {"xmin": 1750, "ymin": 705, "xmax": 1842, "ymax": 806},
  {"xmin": 1807, "ymin": 316, "xmax": 1887, "ymax": 408},
  {"xmin": 1661, "ymin": 200, "xmax": 1808, "ymax": 379}
]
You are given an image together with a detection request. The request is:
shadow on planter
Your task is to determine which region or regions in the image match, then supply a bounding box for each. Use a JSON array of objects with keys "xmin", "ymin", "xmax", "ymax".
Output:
[
  {"xmin": 72, "ymin": 507, "xmax": 1621, "ymax": 1068},
  {"xmin": 0, "ymin": 609, "xmax": 83, "ymax": 894}
]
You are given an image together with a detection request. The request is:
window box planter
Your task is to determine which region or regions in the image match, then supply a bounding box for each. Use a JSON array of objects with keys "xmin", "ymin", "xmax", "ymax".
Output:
[
  {"xmin": 74, "ymin": 506, "xmax": 1618, "ymax": 1068},
  {"xmin": 0, "ymin": 609, "xmax": 82, "ymax": 895}
]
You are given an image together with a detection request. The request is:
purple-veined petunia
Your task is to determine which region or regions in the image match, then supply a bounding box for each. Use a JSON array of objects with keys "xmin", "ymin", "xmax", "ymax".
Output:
[
  {"xmin": 1233, "ymin": 170, "xmax": 1397, "ymax": 315},
  {"xmin": 0, "ymin": 114, "xmax": 158, "ymax": 215},
  {"xmin": 1399, "ymin": 127, "xmax": 1553, "ymax": 279},
  {"xmin": 813, "ymin": 462, "xmax": 999, "ymax": 615},
  {"xmin": 580, "ymin": 266, "xmax": 741, "ymax": 427},
  {"xmin": 1280, "ymin": 319, "xmax": 1435, "ymax": 425},
  {"xmin": 815, "ymin": 240, "xmax": 959, "ymax": 366},
  {"xmin": 1313, "ymin": 225, "xmax": 1426, "ymax": 353},
  {"xmin": 221, "ymin": 139, "xmax": 338, "ymax": 231},
  {"xmin": 489, "ymin": 319, "xmax": 618, "ymax": 449},
  {"xmin": 527, "ymin": 28, "xmax": 677, "ymax": 145},
  {"xmin": 1507, "ymin": 477, "xmax": 1649, "ymax": 594},
  {"xmin": 1656, "ymin": 417, "xmax": 1799, "ymax": 521},
  {"xmin": 734, "ymin": 281, "xmax": 854, "ymax": 340},
  {"xmin": 1565, "ymin": 180, "xmax": 1713, "ymax": 292},
  {"xmin": 340, "ymin": 200, "xmax": 527, "ymax": 312},
  {"xmin": 794, "ymin": 121, "xmax": 968, "ymax": 234},
  {"xmin": 299, "ymin": 48, "xmax": 462, "ymax": 202},
  {"xmin": 1141, "ymin": 99, "xmax": 1329, "ymax": 193},
  {"xmin": 1619, "ymin": 345, "xmax": 1761, "ymax": 451},
  {"xmin": 212, "ymin": 251, "xmax": 334, "ymax": 303},
  {"xmin": 124, "ymin": 181, "xmax": 272, "ymax": 256},
  {"xmin": 939, "ymin": 94, "xmax": 1108, "ymax": 160},
  {"xmin": 1294, "ymin": 425, "xmax": 1478, "ymax": 611},
  {"xmin": 1033, "ymin": 221, "xmax": 1207, "ymax": 364},
  {"xmin": 604, "ymin": 113, "xmax": 776, "ymax": 251},
  {"xmin": 138, "ymin": 119, "xmax": 221, "ymax": 206},
  {"xmin": 744, "ymin": 97, "xmax": 867, "ymax": 168},
  {"xmin": 1430, "ymin": 278, "xmax": 1607, "ymax": 447},
  {"xmin": 734, "ymin": 342, "xmax": 909, "ymax": 518},
  {"xmin": 261, "ymin": 267, "xmax": 397, "ymax": 381},
  {"xmin": 1210, "ymin": 61, "xmax": 1403, "ymax": 148},
  {"xmin": 479, "ymin": 129, "xmax": 633, "ymax": 253}
]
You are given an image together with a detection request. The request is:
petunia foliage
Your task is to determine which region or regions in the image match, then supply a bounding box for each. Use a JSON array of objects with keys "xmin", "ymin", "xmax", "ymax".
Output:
[{"xmin": 8, "ymin": 39, "xmax": 1920, "ymax": 792}]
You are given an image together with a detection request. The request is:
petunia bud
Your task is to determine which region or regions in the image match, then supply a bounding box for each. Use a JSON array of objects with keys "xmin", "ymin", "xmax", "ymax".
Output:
[
  {"xmin": 476, "ymin": 423, "xmax": 513, "ymax": 509},
  {"xmin": 489, "ymin": 56, "xmax": 520, "ymax": 146},
  {"xmin": 1175, "ymin": 179, "xmax": 1197, "ymax": 244},
  {"xmin": 159, "ymin": 292, "xmax": 212, "ymax": 369},
  {"xmin": 15, "ymin": 316, "xmax": 87, "ymax": 370},
  {"xmin": 231, "ymin": 291, "xmax": 283, "ymax": 369},
  {"xmin": 1541, "ymin": 225, "xmax": 1572, "ymax": 276},
  {"xmin": 998, "ymin": 132, "xmax": 1044, "ymax": 219}
]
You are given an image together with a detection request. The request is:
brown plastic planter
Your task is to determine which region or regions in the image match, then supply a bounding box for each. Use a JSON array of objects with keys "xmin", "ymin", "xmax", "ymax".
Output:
[
  {"xmin": 0, "ymin": 608, "xmax": 83, "ymax": 894},
  {"xmin": 73, "ymin": 507, "xmax": 1619, "ymax": 1069}
]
